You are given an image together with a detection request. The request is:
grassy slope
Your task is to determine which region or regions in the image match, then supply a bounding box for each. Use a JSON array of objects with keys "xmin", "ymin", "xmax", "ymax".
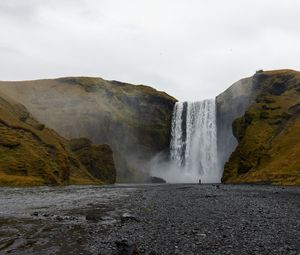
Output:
[
  {"xmin": 223, "ymin": 70, "xmax": 300, "ymax": 185},
  {"xmin": 59, "ymin": 77, "xmax": 176, "ymax": 150},
  {"xmin": 0, "ymin": 77, "xmax": 176, "ymax": 182},
  {"xmin": 68, "ymin": 138, "xmax": 116, "ymax": 184},
  {"xmin": 58, "ymin": 77, "xmax": 177, "ymax": 181},
  {"xmin": 0, "ymin": 92, "xmax": 115, "ymax": 186}
]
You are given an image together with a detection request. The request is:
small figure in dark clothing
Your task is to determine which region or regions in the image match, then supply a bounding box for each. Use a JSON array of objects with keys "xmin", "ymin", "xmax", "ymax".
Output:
[{"xmin": 198, "ymin": 179, "xmax": 201, "ymax": 184}]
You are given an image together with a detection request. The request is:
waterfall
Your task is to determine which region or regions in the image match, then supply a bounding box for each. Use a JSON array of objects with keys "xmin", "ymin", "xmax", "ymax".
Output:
[{"xmin": 170, "ymin": 99, "xmax": 221, "ymax": 183}]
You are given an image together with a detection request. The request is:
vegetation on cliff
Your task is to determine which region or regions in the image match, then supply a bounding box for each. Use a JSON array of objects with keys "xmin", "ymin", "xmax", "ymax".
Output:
[
  {"xmin": 68, "ymin": 138, "xmax": 116, "ymax": 184},
  {"xmin": 0, "ymin": 77, "xmax": 177, "ymax": 182},
  {"xmin": 0, "ymin": 92, "xmax": 116, "ymax": 186},
  {"xmin": 222, "ymin": 70, "xmax": 300, "ymax": 185}
]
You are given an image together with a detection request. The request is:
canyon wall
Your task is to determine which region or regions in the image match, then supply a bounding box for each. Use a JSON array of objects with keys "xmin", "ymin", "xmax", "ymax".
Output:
[
  {"xmin": 216, "ymin": 76, "xmax": 257, "ymax": 169},
  {"xmin": 222, "ymin": 70, "xmax": 300, "ymax": 185},
  {"xmin": 0, "ymin": 77, "xmax": 176, "ymax": 182},
  {"xmin": 2, "ymin": 70, "xmax": 299, "ymax": 185}
]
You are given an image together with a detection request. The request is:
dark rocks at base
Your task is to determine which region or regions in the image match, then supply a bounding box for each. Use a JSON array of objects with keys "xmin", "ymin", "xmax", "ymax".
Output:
[
  {"xmin": 86, "ymin": 211, "xmax": 138, "ymax": 223},
  {"xmin": 115, "ymin": 239, "xmax": 139, "ymax": 255},
  {"xmin": 211, "ymin": 184, "xmax": 221, "ymax": 189},
  {"xmin": 121, "ymin": 213, "xmax": 139, "ymax": 222},
  {"xmin": 85, "ymin": 211, "xmax": 139, "ymax": 224},
  {"xmin": 85, "ymin": 214, "xmax": 111, "ymax": 222},
  {"xmin": 205, "ymin": 195, "xmax": 217, "ymax": 198},
  {"xmin": 86, "ymin": 214, "xmax": 101, "ymax": 221},
  {"xmin": 2, "ymin": 184, "xmax": 299, "ymax": 255},
  {"xmin": 146, "ymin": 176, "xmax": 166, "ymax": 183},
  {"xmin": 88, "ymin": 184, "xmax": 300, "ymax": 254},
  {"xmin": 31, "ymin": 211, "xmax": 51, "ymax": 218},
  {"xmin": 31, "ymin": 211, "xmax": 79, "ymax": 222},
  {"xmin": 55, "ymin": 216, "xmax": 64, "ymax": 221},
  {"xmin": 148, "ymin": 251, "xmax": 159, "ymax": 255},
  {"xmin": 31, "ymin": 212, "xmax": 39, "ymax": 217}
]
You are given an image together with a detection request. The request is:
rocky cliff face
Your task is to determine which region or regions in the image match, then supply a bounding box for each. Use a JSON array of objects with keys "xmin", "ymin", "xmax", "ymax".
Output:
[
  {"xmin": 222, "ymin": 70, "xmax": 300, "ymax": 185},
  {"xmin": 0, "ymin": 92, "xmax": 116, "ymax": 186},
  {"xmin": 68, "ymin": 138, "xmax": 116, "ymax": 184},
  {"xmin": 216, "ymin": 77, "xmax": 256, "ymax": 169},
  {"xmin": 0, "ymin": 77, "xmax": 176, "ymax": 182}
]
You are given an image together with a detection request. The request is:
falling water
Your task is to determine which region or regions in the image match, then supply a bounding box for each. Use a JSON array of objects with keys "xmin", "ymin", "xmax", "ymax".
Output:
[{"xmin": 170, "ymin": 99, "xmax": 221, "ymax": 183}]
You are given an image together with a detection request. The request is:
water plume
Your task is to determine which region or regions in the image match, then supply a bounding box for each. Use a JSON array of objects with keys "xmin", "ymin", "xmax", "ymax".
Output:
[{"xmin": 151, "ymin": 99, "xmax": 221, "ymax": 183}]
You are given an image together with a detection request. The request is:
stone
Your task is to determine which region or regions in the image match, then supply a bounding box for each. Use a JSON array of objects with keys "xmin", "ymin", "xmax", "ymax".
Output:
[
  {"xmin": 146, "ymin": 176, "xmax": 166, "ymax": 184},
  {"xmin": 121, "ymin": 213, "xmax": 139, "ymax": 222},
  {"xmin": 115, "ymin": 239, "xmax": 139, "ymax": 255}
]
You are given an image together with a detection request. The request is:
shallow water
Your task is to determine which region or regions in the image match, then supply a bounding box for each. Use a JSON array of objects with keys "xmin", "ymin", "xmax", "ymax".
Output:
[
  {"xmin": 0, "ymin": 184, "xmax": 136, "ymax": 217},
  {"xmin": 0, "ymin": 184, "xmax": 138, "ymax": 255}
]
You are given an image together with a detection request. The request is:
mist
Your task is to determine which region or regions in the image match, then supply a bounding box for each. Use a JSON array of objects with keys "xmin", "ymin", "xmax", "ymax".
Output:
[{"xmin": 149, "ymin": 152, "xmax": 199, "ymax": 183}]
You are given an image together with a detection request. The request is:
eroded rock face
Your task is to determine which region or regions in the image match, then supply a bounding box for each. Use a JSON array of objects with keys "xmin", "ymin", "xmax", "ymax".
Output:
[
  {"xmin": 216, "ymin": 76, "xmax": 257, "ymax": 170},
  {"xmin": 0, "ymin": 77, "xmax": 176, "ymax": 182},
  {"xmin": 0, "ymin": 92, "xmax": 116, "ymax": 186},
  {"xmin": 222, "ymin": 70, "xmax": 300, "ymax": 185},
  {"xmin": 68, "ymin": 138, "xmax": 116, "ymax": 184},
  {"xmin": 0, "ymin": 92, "xmax": 69, "ymax": 185}
]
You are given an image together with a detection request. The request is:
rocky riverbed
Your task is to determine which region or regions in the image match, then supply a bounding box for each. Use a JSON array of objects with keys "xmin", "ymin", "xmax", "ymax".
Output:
[{"xmin": 0, "ymin": 184, "xmax": 299, "ymax": 255}]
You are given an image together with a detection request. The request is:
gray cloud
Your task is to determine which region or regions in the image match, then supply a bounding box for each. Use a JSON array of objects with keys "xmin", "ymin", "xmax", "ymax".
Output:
[{"xmin": 0, "ymin": 0, "xmax": 300, "ymax": 101}]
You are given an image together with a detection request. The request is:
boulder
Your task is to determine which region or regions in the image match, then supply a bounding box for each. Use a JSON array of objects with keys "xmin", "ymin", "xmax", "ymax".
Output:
[{"xmin": 146, "ymin": 176, "xmax": 167, "ymax": 183}]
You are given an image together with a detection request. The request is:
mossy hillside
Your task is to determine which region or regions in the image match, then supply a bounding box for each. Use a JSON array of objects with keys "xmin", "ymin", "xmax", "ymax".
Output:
[
  {"xmin": 0, "ymin": 93, "xmax": 68, "ymax": 185},
  {"xmin": 68, "ymin": 138, "xmax": 116, "ymax": 184},
  {"xmin": 0, "ymin": 92, "xmax": 116, "ymax": 186},
  {"xmin": 223, "ymin": 70, "xmax": 300, "ymax": 185},
  {"xmin": 60, "ymin": 77, "xmax": 176, "ymax": 152},
  {"xmin": 0, "ymin": 77, "xmax": 177, "ymax": 182},
  {"xmin": 81, "ymin": 77, "xmax": 176, "ymax": 181}
]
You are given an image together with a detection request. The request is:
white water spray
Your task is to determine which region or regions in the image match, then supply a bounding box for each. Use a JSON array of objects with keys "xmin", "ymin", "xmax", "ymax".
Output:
[{"xmin": 169, "ymin": 99, "xmax": 221, "ymax": 183}]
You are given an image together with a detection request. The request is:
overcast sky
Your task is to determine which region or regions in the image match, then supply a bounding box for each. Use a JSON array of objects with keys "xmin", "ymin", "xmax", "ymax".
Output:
[{"xmin": 0, "ymin": 0, "xmax": 300, "ymax": 101}]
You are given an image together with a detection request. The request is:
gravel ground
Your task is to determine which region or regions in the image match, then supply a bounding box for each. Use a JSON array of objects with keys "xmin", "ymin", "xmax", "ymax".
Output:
[
  {"xmin": 88, "ymin": 184, "xmax": 300, "ymax": 255},
  {"xmin": 0, "ymin": 184, "xmax": 299, "ymax": 255}
]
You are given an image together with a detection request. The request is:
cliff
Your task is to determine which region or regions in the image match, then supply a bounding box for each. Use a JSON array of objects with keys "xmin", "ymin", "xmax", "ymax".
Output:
[
  {"xmin": 68, "ymin": 138, "xmax": 116, "ymax": 184},
  {"xmin": 216, "ymin": 77, "xmax": 256, "ymax": 169},
  {"xmin": 222, "ymin": 70, "xmax": 300, "ymax": 185},
  {"xmin": 0, "ymin": 92, "xmax": 116, "ymax": 186},
  {"xmin": 0, "ymin": 77, "xmax": 176, "ymax": 182}
]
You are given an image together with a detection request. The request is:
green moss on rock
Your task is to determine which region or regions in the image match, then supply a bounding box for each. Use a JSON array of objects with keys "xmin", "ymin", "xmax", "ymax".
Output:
[
  {"xmin": 222, "ymin": 70, "xmax": 300, "ymax": 185},
  {"xmin": 68, "ymin": 138, "xmax": 116, "ymax": 184},
  {"xmin": 0, "ymin": 92, "xmax": 116, "ymax": 186},
  {"xmin": 0, "ymin": 77, "xmax": 176, "ymax": 182}
]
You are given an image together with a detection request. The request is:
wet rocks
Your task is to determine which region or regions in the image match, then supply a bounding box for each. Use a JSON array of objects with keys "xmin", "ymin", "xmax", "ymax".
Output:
[
  {"xmin": 146, "ymin": 176, "xmax": 167, "ymax": 184},
  {"xmin": 89, "ymin": 184, "xmax": 300, "ymax": 254},
  {"xmin": 85, "ymin": 214, "xmax": 104, "ymax": 221},
  {"xmin": 31, "ymin": 212, "xmax": 39, "ymax": 217},
  {"xmin": 115, "ymin": 239, "xmax": 139, "ymax": 255},
  {"xmin": 121, "ymin": 213, "xmax": 139, "ymax": 222},
  {"xmin": 85, "ymin": 214, "xmax": 116, "ymax": 224},
  {"xmin": 31, "ymin": 211, "xmax": 78, "ymax": 222},
  {"xmin": 2, "ymin": 184, "xmax": 299, "ymax": 254}
]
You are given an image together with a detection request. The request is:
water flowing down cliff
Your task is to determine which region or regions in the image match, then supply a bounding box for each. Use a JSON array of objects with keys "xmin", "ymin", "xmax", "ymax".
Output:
[{"xmin": 170, "ymin": 99, "xmax": 221, "ymax": 183}]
